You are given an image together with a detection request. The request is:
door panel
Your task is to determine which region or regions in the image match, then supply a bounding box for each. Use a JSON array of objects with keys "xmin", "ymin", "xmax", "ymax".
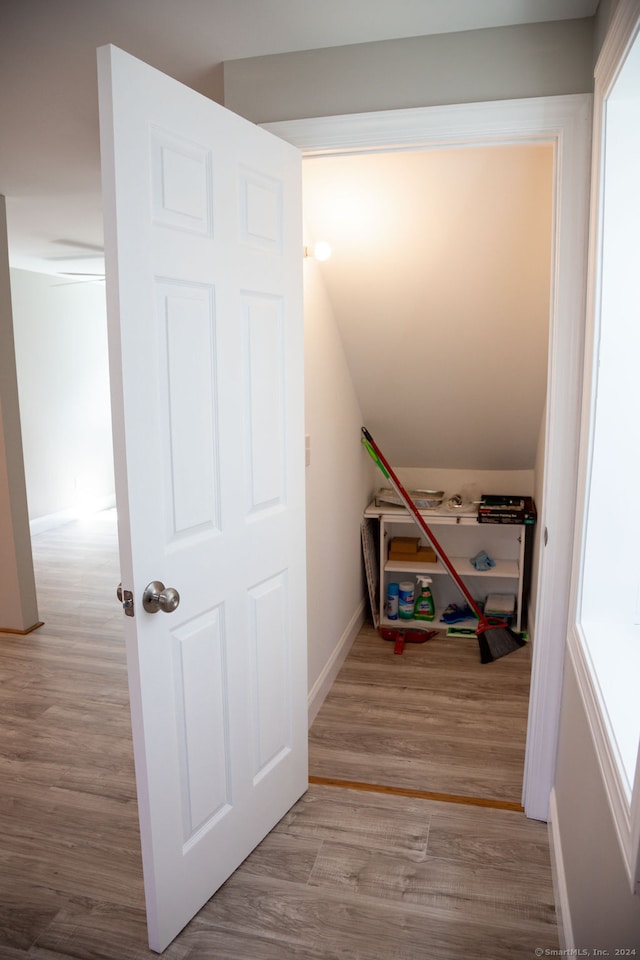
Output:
[
  {"xmin": 98, "ymin": 44, "xmax": 307, "ymax": 952},
  {"xmin": 172, "ymin": 608, "xmax": 230, "ymax": 838},
  {"xmin": 246, "ymin": 294, "xmax": 285, "ymax": 509},
  {"xmin": 159, "ymin": 282, "xmax": 219, "ymax": 534}
]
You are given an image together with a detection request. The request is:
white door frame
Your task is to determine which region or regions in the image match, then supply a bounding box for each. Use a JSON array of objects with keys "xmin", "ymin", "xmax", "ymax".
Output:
[{"xmin": 265, "ymin": 93, "xmax": 592, "ymax": 820}]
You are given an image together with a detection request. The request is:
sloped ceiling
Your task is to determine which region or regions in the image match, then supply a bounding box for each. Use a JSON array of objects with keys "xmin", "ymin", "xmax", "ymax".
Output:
[{"xmin": 302, "ymin": 143, "xmax": 554, "ymax": 469}]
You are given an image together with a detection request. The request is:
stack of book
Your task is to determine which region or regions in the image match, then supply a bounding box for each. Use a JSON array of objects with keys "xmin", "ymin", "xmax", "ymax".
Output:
[{"xmin": 477, "ymin": 495, "xmax": 537, "ymax": 525}]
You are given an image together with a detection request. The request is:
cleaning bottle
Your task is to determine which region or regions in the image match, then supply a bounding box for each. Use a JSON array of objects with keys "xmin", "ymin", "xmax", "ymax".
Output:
[
  {"xmin": 398, "ymin": 581, "xmax": 415, "ymax": 620},
  {"xmin": 413, "ymin": 576, "xmax": 435, "ymax": 621},
  {"xmin": 386, "ymin": 582, "xmax": 399, "ymax": 620}
]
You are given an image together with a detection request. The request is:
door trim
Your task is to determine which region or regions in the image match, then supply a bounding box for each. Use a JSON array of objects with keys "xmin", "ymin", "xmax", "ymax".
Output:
[{"xmin": 265, "ymin": 93, "xmax": 592, "ymax": 820}]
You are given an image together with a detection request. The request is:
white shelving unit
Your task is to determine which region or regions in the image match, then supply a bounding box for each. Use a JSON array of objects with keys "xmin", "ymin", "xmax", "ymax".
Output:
[{"xmin": 364, "ymin": 501, "xmax": 527, "ymax": 633}]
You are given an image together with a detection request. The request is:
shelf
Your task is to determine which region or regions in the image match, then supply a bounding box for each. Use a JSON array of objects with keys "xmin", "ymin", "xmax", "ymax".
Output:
[
  {"xmin": 365, "ymin": 503, "xmax": 478, "ymax": 524},
  {"xmin": 384, "ymin": 557, "xmax": 519, "ymax": 578},
  {"xmin": 366, "ymin": 502, "xmax": 528, "ymax": 635},
  {"xmin": 380, "ymin": 616, "xmax": 440, "ymax": 632},
  {"xmin": 380, "ymin": 614, "xmax": 478, "ymax": 632}
]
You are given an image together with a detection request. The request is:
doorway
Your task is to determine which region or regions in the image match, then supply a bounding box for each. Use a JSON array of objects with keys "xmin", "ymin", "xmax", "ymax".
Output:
[
  {"xmin": 301, "ymin": 140, "xmax": 554, "ymax": 808},
  {"xmin": 266, "ymin": 92, "xmax": 592, "ymax": 820}
]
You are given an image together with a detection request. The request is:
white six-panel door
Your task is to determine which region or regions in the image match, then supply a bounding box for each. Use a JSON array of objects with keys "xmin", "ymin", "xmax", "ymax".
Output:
[{"xmin": 97, "ymin": 45, "xmax": 308, "ymax": 952}]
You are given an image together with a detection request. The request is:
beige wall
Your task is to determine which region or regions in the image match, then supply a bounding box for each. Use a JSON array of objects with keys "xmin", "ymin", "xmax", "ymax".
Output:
[
  {"xmin": 224, "ymin": 19, "xmax": 594, "ymax": 124},
  {"xmin": 302, "ymin": 144, "xmax": 553, "ymax": 472},
  {"xmin": 554, "ymin": 658, "xmax": 640, "ymax": 946},
  {"xmin": 0, "ymin": 200, "xmax": 39, "ymax": 632},
  {"xmin": 594, "ymin": 0, "xmax": 622, "ymax": 60},
  {"xmin": 303, "ymin": 251, "xmax": 376, "ymax": 709}
]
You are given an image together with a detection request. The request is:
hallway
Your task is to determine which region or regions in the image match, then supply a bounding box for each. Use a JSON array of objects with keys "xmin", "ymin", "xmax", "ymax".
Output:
[{"xmin": 0, "ymin": 512, "xmax": 558, "ymax": 958}]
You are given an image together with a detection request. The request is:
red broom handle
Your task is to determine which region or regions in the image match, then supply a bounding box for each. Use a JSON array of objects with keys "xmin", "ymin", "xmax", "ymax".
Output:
[{"xmin": 361, "ymin": 427, "xmax": 484, "ymax": 620}]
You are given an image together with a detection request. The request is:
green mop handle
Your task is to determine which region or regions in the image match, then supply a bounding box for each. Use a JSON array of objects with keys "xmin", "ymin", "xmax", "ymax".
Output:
[
  {"xmin": 361, "ymin": 426, "xmax": 484, "ymax": 620},
  {"xmin": 361, "ymin": 436, "xmax": 390, "ymax": 480}
]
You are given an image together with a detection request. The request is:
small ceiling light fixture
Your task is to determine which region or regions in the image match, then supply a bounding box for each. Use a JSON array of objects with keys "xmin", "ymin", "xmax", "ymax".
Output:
[{"xmin": 303, "ymin": 240, "xmax": 332, "ymax": 261}]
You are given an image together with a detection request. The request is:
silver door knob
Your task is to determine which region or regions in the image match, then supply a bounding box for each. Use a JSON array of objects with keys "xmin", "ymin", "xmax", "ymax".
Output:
[{"xmin": 143, "ymin": 580, "xmax": 180, "ymax": 614}]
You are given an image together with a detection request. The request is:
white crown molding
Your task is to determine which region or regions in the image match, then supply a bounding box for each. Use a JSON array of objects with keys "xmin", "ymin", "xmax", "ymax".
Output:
[{"xmin": 263, "ymin": 94, "xmax": 592, "ymax": 156}]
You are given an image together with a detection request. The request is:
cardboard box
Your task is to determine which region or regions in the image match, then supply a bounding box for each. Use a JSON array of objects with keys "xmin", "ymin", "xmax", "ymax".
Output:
[
  {"xmin": 388, "ymin": 544, "xmax": 437, "ymax": 563},
  {"xmin": 417, "ymin": 546, "xmax": 437, "ymax": 563},
  {"xmin": 389, "ymin": 536, "xmax": 420, "ymax": 554}
]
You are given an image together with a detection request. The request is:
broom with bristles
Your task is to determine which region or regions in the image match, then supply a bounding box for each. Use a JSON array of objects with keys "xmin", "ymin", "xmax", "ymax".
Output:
[{"xmin": 361, "ymin": 427, "xmax": 526, "ymax": 663}]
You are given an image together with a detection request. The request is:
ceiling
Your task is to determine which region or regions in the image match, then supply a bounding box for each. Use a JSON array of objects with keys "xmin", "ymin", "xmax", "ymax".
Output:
[
  {"xmin": 302, "ymin": 143, "xmax": 554, "ymax": 469},
  {"xmin": 1, "ymin": 0, "xmax": 598, "ymax": 277}
]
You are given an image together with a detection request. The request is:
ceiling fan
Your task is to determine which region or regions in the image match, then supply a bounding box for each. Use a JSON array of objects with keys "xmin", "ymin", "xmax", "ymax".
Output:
[
  {"xmin": 47, "ymin": 239, "xmax": 106, "ymax": 285},
  {"xmin": 52, "ymin": 275, "xmax": 106, "ymax": 286}
]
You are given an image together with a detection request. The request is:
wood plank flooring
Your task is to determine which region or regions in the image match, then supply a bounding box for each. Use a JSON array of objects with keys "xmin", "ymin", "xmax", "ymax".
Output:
[
  {"xmin": 308, "ymin": 620, "xmax": 532, "ymax": 805},
  {"xmin": 0, "ymin": 511, "xmax": 558, "ymax": 958}
]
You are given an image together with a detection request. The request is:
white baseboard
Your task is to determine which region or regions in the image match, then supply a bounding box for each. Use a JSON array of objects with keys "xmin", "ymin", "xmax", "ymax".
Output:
[
  {"xmin": 307, "ymin": 598, "xmax": 366, "ymax": 727},
  {"xmin": 548, "ymin": 787, "xmax": 574, "ymax": 950},
  {"xmin": 30, "ymin": 495, "xmax": 116, "ymax": 536}
]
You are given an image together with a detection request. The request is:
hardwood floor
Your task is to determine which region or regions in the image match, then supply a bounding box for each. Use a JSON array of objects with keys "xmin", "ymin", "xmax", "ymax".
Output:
[
  {"xmin": 0, "ymin": 511, "xmax": 558, "ymax": 958},
  {"xmin": 309, "ymin": 620, "xmax": 531, "ymax": 806}
]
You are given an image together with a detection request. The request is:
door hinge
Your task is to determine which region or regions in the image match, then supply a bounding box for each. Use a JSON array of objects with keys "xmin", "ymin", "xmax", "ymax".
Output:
[{"xmin": 116, "ymin": 583, "xmax": 135, "ymax": 617}]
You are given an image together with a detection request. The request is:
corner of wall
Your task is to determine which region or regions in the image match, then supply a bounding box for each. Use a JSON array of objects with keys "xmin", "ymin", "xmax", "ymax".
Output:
[
  {"xmin": 303, "ymin": 258, "xmax": 372, "ymax": 706},
  {"xmin": 548, "ymin": 786, "xmax": 574, "ymax": 950},
  {"xmin": 307, "ymin": 598, "xmax": 366, "ymax": 726},
  {"xmin": 0, "ymin": 200, "xmax": 40, "ymax": 632}
]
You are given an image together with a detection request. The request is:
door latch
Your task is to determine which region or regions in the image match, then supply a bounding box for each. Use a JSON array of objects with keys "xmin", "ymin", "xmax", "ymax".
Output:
[{"xmin": 116, "ymin": 583, "xmax": 135, "ymax": 617}]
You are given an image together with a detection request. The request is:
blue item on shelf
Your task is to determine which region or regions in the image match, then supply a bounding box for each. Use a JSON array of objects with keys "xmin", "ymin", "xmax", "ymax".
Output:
[
  {"xmin": 440, "ymin": 603, "xmax": 474, "ymax": 624},
  {"xmin": 387, "ymin": 582, "xmax": 399, "ymax": 620},
  {"xmin": 470, "ymin": 550, "xmax": 496, "ymax": 571}
]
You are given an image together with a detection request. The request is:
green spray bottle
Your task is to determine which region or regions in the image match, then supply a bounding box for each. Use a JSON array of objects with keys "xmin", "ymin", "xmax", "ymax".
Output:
[{"xmin": 413, "ymin": 576, "xmax": 435, "ymax": 621}]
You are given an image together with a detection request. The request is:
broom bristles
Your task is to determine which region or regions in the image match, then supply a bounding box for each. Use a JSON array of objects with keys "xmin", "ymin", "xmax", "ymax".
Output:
[{"xmin": 477, "ymin": 620, "xmax": 526, "ymax": 663}]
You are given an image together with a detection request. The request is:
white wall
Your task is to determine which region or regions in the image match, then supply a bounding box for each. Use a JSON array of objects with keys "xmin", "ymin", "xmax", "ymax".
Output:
[
  {"xmin": 552, "ymin": 658, "xmax": 640, "ymax": 946},
  {"xmin": 9, "ymin": 269, "xmax": 114, "ymax": 527},
  {"xmin": 224, "ymin": 19, "xmax": 594, "ymax": 123},
  {"xmin": 303, "ymin": 252, "xmax": 376, "ymax": 717}
]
